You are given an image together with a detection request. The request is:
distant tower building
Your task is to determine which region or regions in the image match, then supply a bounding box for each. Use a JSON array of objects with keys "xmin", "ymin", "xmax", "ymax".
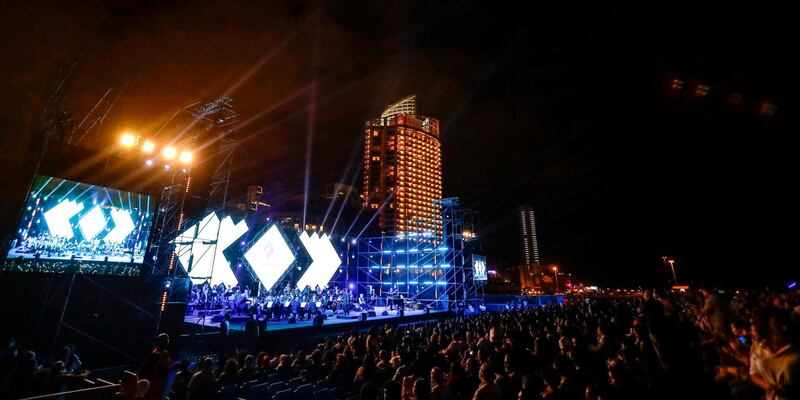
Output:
[
  {"xmin": 363, "ymin": 95, "xmax": 442, "ymax": 237},
  {"xmin": 518, "ymin": 206, "xmax": 541, "ymax": 281}
]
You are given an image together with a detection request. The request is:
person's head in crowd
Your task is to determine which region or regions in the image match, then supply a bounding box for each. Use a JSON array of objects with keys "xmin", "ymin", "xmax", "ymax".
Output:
[
  {"xmin": 360, "ymin": 382, "xmax": 380, "ymax": 400},
  {"xmin": 223, "ymin": 358, "xmax": 237, "ymax": 377},
  {"xmin": 199, "ymin": 357, "xmax": 212, "ymax": 372},
  {"xmin": 542, "ymin": 366, "xmax": 561, "ymax": 392},
  {"xmin": 414, "ymin": 377, "xmax": 431, "ymax": 400},
  {"xmin": 478, "ymin": 362, "xmax": 494, "ymax": 385},
  {"xmin": 355, "ymin": 366, "xmax": 366, "ymax": 381},
  {"xmin": 243, "ymin": 354, "xmax": 255, "ymax": 369},
  {"xmin": 155, "ymin": 333, "xmax": 169, "ymax": 352},
  {"xmin": 310, "ymin": 349, "xmax": 322, "ymax": 365},
  {"xmin": 430, "ymin": 366, "xmax": 444, "ymax": 387},
  {"xmin": 136, "ymin": 378, "xmax": 150, "ymax": 400},
  {"xmin": 730, "ymin": 320, "xmax": 749, "ymax": 340}
]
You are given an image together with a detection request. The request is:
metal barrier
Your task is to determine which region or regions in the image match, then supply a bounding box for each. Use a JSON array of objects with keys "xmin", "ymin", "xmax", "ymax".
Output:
[{"xmin": 18, "ymin": 378, "xmax": 120, "ymax": 400}]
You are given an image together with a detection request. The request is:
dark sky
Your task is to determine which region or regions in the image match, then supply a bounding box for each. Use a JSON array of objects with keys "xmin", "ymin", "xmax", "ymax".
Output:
[{"xmin": 0, "ymin": 1, "xmax": 794, "ymax": 287}]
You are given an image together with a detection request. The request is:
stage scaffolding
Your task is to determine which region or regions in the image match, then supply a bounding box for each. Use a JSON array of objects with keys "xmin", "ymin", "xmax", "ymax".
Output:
[
  {"xmin": 352, "ymin": 197, "xmax": 482, "ymax": 310},
  {"xmin": 149, "ymin": 97, "xmax": 239, "ymax": 279}
]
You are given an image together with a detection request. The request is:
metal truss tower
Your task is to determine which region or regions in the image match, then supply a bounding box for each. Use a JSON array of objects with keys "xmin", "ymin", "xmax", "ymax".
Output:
[
  {"xmin": 352, "ymin": 197, "xmax": 482, "ymax": 310},
  {"xmin": 149, "ymin": 97, "xmax": 239, "ymax": 279}
]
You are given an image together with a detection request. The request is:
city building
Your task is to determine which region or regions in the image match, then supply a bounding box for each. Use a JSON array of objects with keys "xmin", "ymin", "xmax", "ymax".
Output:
[
  {"xmin": 519, "ymin": 206, "xmax": 541, "ymax": 266},
  {"xmin": 518, "ymin": 206, "xmax": 541, "ymax": 288},
  {"xmin": 363, "ymin": 95, "xmax": 442, "ymax": 237}
]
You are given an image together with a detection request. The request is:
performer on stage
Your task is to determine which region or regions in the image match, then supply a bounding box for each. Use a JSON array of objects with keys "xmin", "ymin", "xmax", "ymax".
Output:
[{"xmin": 342, "ymin": 288, "xmax": 351, "ymax": 316}]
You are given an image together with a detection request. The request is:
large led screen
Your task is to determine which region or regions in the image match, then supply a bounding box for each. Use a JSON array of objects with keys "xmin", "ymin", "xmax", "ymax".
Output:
[
  {"xmin": 473, "ymin": 254, "xmax": 488, "ymax": 282},
  {"xmin": 5, "ymin": 175, "xmax": 155, "ymax": 273}
]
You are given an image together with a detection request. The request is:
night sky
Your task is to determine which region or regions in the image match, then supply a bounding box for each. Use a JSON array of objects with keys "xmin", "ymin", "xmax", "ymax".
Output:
[{"xmin": 0, "ymin": 1, "xmax": 793, "ymax": 287}]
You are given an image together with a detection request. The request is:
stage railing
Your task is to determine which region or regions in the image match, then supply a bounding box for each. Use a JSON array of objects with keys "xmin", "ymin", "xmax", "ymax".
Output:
[{"xmin": 18, "ymin": 378, "xmax": 120, "ymax": 400}]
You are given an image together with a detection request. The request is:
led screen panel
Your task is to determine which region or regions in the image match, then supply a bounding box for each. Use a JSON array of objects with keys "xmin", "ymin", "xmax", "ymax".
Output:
[
  {"xmin": 5, "ymin": 175, "xmax": 155, "ymax": 274},
  {"xmin": 173, "ymin": 212, "xmax": 247, "ymax": 288},
  {"xmin": 473, "ymin": 254, "xmax": 488, "ymax": 282},
  {"xmin": 295, "ymin": 232, "xmax": 341, "ymax": 290},
  {"xmin": 244, "ymin": 225, "xmax": 295, "ymax": 292}
]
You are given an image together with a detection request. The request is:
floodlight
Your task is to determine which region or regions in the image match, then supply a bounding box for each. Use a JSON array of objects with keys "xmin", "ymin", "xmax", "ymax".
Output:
[
  {"xmin": 141, "ymin": 140, "xmax": 155, "ymax": 153},
  {"xmin": 179, "ymin": 150, "xmax": 193, "ymax": 164},
  {"xmin": 120, "ymin": 133, "xmax": 137, "ymax": 147},
  {"xmin": 163, "ymin": 146, "xmax": 177, "ymax": 160}
]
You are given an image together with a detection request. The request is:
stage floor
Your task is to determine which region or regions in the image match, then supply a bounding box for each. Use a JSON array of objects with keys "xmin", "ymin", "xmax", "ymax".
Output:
[{"xmin": 184, "ymin": 306, "xmax": 448, "ymax": 333}]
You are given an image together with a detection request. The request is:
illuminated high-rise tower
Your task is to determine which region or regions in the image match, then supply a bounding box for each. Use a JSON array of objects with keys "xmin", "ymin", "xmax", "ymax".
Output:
[
  {"xmin": 518, "ymin": 206, "xmax": 541, "ymax": 267},
  {"xmin": 363, "ymin": 95, "xmax": 442, "ymax": 237}
]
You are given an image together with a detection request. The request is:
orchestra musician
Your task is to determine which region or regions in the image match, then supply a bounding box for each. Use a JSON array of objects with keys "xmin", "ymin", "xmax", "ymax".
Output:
[
  {"xmin": 188, "ymin": 282, "xmax": 371, "ymax": 324},
  {"xmin": 339, "ymin": 288, "xmax": 349, "ymax": 315}
]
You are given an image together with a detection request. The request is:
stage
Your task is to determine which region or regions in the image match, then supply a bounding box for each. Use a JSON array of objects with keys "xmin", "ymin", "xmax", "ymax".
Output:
[{"xmin": 183, "ymin": 306, "xmax": 449, "ymax": 334}]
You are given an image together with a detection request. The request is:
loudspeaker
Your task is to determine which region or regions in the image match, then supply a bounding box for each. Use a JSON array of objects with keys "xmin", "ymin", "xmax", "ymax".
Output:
[
  {"xmin": 424, "ymin": 306, "xmax": 430, "ymax": 314},
  {"xmin": 361, "ymin": 312, "xmax": 367, "ymax": 321},
  {"xmin": 381, "ymin": 310, "xmax": 389, "ymax": 316},
  {"xmin": 288, "ymin": 316, "xmax": 296, "ymax": 324},
  {"xmin": 367, "ymin": 311, "xmax": 376, "ymax": 317},
  {"xmin": 398, "ymin": 309, "xmax": 405, "ymax": 317}
]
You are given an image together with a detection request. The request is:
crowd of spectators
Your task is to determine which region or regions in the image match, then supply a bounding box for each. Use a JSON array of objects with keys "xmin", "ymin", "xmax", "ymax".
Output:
[
  {"xmin": 0, "ymin": 341, "xmax": 89, "ymax": 399},
  {"xmin": 3, "ymin": 287, "xmax": 798, "ymax": 400}
]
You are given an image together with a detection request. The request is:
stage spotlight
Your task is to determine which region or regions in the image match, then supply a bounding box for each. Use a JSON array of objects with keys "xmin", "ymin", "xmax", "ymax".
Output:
[
  {"xmin": 164, "ymin": 164, "xmax": 170, "ymax": 170},
  {"xmin": 163, "ymin": 146, "xmax": 177, "ymax": 160},
  {"xmin": 120, "ymin": 133, "xmax": 137, "ymax": 147},
  {"xmin": 145, "ymin": 159, "xmax": 153, "ymax": 167},
  {"xmin": 141, "ymin": 140, "xmax": 155, "ymax": 153},
  {"xmin": 179, "ymin": 150, "xmax": 193, "ymax": 164}
]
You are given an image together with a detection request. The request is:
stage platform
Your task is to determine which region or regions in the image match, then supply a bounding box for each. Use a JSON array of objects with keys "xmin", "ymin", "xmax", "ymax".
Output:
[{"xmin": 183, "ymin": 306, "xmax": 450, "ymax": 335}]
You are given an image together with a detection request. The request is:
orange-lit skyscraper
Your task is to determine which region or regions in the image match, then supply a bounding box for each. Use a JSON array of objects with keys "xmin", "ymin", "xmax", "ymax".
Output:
[{"xmin": 363, "ymin": 95, "xmax": 442, "ymax": 237}]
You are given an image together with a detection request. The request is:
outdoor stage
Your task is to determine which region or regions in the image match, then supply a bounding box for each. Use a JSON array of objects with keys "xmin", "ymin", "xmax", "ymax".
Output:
[{"xmin": 183, "ymin": 306, "xmax": 450, "ymax": 334}]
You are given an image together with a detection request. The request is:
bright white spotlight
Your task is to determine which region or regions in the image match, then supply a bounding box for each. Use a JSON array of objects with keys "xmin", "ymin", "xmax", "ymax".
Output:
[
  {"xmin": 179, "ymin": 150, "xmax": 193, "ymax": 164},
  {"xmin": 244, "ymin": 225, "xmax": 296, "ymax": 292},
  {"xmin": 141, "ymin": 140, "xmax": 155, "ymax": 153},
  {"xmin": 164, "ymin": 164, "xmax": 170, "ymax": 170},
  {"xmin": 162, "ymin": 146, "xmax": 177, "ymax": 160},
  {"xmin": 120, "ymin": 133, "xmax": 136, "ymax": 147},
  {"xmin": 145, "ymin": 159, "xmax": 153, "ymax": 167}
]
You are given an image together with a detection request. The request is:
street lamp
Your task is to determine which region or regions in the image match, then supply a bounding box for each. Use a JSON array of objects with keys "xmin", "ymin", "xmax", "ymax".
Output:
[
  {"xmin": 552, "ymin": 266, "xmax": 559, "ymax": 294},
  {"xmin": 668, "ymin": 259, "xmax": 678, "ymax": 285}
]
